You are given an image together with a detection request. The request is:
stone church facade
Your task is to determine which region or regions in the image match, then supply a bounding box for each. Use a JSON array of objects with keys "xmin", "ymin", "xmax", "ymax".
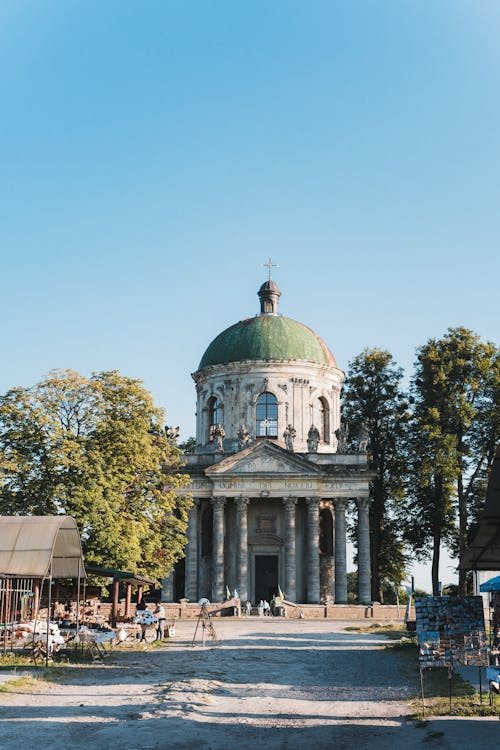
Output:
[{"xmin": 171, "ymin": 278, "xmax": 374, "ymax": 605}]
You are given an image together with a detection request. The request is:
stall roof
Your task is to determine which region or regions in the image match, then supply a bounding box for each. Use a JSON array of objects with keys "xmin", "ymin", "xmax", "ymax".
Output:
[
  {"xmin": 461, "ymin": 444, "xmax": 500, "ymax": 570},
  {"xmin": 479, "ymin": 575, "xmax": 500, "ymax": 592},
  {"xmin": 0, "ymin": 516, "xmax": 86, "ymax": 579},
  {"xmin": 84, "ymin": 563, "xmax": 156, "ymax": 586}
]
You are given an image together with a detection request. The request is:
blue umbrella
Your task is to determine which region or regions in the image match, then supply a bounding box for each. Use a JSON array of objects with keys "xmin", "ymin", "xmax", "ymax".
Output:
[{"xmin": 479, "ymin": 575, "xmax": 500, "ymax": 592}]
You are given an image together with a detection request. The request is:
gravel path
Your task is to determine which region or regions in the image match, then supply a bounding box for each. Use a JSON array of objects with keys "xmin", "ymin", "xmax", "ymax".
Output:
[{"xmin": 0, "ymin": 618, "xmax": 497, "ymax": 749}]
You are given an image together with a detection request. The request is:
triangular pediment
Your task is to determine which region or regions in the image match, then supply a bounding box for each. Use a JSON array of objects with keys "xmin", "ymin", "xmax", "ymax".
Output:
[{"xmin": 205, "ymin": 440, "xmax": 320, "ymax": 476}]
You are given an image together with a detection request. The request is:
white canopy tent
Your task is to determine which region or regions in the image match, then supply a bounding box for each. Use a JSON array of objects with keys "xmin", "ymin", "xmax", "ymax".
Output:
[
  {"xmin": 0, "ymin": 516, "xmax": 86, "ymax": 664},
  {"xmin": 0, "ymin": 515, "xmax": 86, "ymax": 578}
]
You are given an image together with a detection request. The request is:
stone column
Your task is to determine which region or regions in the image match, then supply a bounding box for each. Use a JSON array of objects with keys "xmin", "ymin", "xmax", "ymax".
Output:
[
  {"xmin": 161, "ymin": 573, "xmax": 174, "ymax": 602},
  {"xmin": 283, "ymin": 496, "xmax": 297, "ymax": 602},
  {"xmin": 306, "ymin": 496, "xmax": 320, "ymax": 603},
  {"xmin": 334, "ymin": 498, "xmax": 348, "ymax": 604},
  {"xmin": 236, "ymin": 496, "xmax": 250, "ymax": 601},
  {"xmin": 212, "ymin": 496, "xmax": 226, "ymax": 603},
  {"xmin": 185, "ymin": 499, "xmax": 200, "ymax": 602},
  {"xmin": 357, "ymin": 498, "xmax": 371, "ymax": 604}
]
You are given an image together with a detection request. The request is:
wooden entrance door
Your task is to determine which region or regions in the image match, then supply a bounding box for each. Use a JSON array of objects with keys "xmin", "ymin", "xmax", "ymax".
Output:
[{"xmin": 254, "ymin": 555, "xmax": 278, "ymax": 603}]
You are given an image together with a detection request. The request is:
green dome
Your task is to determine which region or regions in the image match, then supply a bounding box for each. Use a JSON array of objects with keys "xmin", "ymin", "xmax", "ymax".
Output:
[{"xmin": 198, "ymin": 315, "xmax": 337, "ymax": 370}]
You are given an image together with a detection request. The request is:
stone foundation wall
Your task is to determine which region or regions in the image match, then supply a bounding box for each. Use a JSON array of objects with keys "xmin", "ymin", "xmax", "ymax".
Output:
[{"xmin": 159, "ymin": 601, "xmax": 415, "ymax": 621}]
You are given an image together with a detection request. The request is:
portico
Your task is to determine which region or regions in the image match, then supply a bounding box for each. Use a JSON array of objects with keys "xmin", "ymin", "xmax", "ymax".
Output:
[{"xmin": 181, "ymin": 440, "xmax": 373, "ymax": 604}]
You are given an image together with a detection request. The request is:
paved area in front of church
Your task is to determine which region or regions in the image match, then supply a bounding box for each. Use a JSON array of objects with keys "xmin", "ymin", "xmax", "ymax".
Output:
[{"xmin": 0, "ymin": 618, "xmax": 497, "ymax": 749}]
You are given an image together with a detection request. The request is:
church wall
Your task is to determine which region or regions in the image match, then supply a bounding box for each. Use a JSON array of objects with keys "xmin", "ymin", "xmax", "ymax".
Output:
[{"xmin": 194, "ymin": 360, "xmax": 344, "ymax": 454}]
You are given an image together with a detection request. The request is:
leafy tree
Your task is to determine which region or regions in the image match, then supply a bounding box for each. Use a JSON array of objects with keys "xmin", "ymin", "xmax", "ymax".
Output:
[
  {"xmin": 0, "ymin": 369, "xmax": 191, "ymax": 580},
  {"xmin": 347, "ymin": 571, "xmax": 358, "ymax": 604},
  {"xmin": 406, "ymin": 328, "xmax": 499, "ymax": 594},
  {"xmin": 404, "ymin": 408, "xmax": 456, "ymax": 596},
  {"xmin": 179, "ymin": 436, "xmax": 196, "ymax": 454},
  {"xmin": 343, "ymin": 349, "xmax": 410, "ymax": 602}
]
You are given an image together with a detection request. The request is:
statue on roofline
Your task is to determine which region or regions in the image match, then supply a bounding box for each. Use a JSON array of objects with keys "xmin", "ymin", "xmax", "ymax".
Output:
[
  {"xmin": 211, "ymin": 423, "xmax": 225, "ymax": 452},
  {"xmin": 165, "ymin": 425, "xmax": 180, "ymax": 444},
  {"xmin": 358, "ymin": 422, "xmax": 370, "ymax": 453},
  {"xmin": 238, "ymin": 423, "xmax": 253, "ymax": 450},
  {"xmin": 307, "ymin": 424, "xmax": 320, "ymax": 453},
  {"xmin": 283, "ymin": 423, "xmax": 296, "ymax": 452},
  {"xmin": 335, "ymin": 420, "xmax": 349, "ymax": 453}
]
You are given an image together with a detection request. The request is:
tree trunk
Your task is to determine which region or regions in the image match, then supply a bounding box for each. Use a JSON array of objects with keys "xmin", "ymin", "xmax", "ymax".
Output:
[
  {"xmin": 432, "ymin": 525, "xmax": 441, "ymax": 596},
  {"xmin": 457, "ymin": 453, "xmax": 468, "ymax": 595}
]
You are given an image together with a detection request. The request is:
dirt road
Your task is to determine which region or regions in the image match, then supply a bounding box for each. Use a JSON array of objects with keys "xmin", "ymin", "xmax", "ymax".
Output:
[{"xmin": 0, "ymin": 618, "xmax": 497, "ymax": 749}]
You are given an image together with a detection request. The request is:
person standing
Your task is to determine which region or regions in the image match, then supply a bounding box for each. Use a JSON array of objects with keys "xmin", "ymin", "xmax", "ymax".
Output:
[{"xmin": 154, "ymin": 602, "xmax": 166, "ymax": 640}]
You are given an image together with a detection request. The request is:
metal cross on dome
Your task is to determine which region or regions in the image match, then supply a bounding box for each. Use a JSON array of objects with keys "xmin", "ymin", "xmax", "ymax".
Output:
[{"xmin": 263, "ymin": 257, "xmax": 278, "ymax": 281}]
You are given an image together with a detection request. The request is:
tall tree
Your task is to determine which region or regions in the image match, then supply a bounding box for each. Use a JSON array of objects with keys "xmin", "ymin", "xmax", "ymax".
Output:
[
  {"xmin": 0, "ymin": 369, "xmax": 191, "ymax": 580},
  {"xmin": 343, "ymin": 349, "xmax": 409, "ymax": 602},
  {"xmin": 407, "ymin": 328, "xmax": 499, "ymax": 594}
]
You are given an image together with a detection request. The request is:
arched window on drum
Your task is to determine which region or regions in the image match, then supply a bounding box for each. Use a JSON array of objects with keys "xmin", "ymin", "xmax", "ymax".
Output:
[
  {"xmin": 256, "ymin": 392, "xmax": 278, "ymax": 438},
  {"xmin": 207, "ymin": 396, "xmax": 221, "ymax": 441},
  {"xmin": 319, "ymin": 397, "xmax": 330, "ymax": 443}
]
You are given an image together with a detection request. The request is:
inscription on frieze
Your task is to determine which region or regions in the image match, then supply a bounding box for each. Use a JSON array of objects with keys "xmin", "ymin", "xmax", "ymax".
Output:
[
  {"xmin": 192, "ymin": 480, "xmax": 210, "ymax": 490},
  {"xmin": 215, "ymin": 480, "xmax": 245, "ymax": 491},
  {"xmin": 323, "ymin": 481, "xmax": 344, "ymax": 490}
]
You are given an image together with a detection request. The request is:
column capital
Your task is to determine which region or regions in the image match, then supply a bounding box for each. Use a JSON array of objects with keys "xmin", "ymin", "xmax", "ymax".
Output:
[
  {"xmin": 236, "ymin": 495, "xmax": 250, "ymax": 511},
  {"xmin": 305, "ymin": 496, "xmax": 320, "ymax": 508},
  {"xmin": 211, "ymin": 496, "xmax": 226, "ymax": 510},
  {"xmin": 334, "ymin": 497, "xmax": 349, "ymax": 511},
  {"xmin": 283, "ymin": 496, "xmax": 298, "ymax": 510},
  {"xmin": 356, "ymin": 497, "xmax": 370, "ymax": 512},
  {"xmin": 190, "ymin": 498, "xmax": 201, "ymax": 509}
]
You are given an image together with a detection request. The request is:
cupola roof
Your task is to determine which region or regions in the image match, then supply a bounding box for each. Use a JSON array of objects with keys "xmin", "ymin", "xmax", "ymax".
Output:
[{"xmin": 197, "ymin": 280, "xmax": 337, "ymax": 370}]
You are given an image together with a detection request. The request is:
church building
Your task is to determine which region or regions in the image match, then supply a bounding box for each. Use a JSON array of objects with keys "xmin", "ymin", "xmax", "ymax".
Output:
[{"xmin": 173, "ymin": 276, "xmax": 374, "ymax": 605}]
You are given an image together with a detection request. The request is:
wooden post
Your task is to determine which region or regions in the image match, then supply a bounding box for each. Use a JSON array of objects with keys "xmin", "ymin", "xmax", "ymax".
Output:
[
  {"xmin": 125, "ymin": 584, "xmax": 132, "ymax": 617},
  {"xmin": 111, "ymin": 579, "xmax": 120, "ymax": 627}
]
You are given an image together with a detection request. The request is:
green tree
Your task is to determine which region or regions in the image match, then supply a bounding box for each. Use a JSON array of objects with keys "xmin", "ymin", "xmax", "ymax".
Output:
[
  {"xmin": 407, "ymin": 328, "xmax": 499, "ymax": 594},
  {"xmin": 0, "ymin": 369, "xmax": 191, "ymax": 580},
  {"xmin": 404, "ymin": 407, "xmax": 457, "ymax": 596},
  {"xmin": 343, "ymin": 349, "xmax": 410, "ymax": 602},
  {"xmin": 179, "ymin": 436, "xmax": 196, "ymax": 454}
]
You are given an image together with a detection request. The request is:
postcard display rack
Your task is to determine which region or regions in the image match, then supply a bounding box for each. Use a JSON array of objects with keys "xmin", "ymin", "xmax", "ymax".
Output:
[{"xmin": 415, "ymin": 596, "xmax": 489, "ymax": 713}]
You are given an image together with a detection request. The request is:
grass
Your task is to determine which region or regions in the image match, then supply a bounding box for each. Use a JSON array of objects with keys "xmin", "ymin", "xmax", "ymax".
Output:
[
  {"xmin": 344, "ymin": 623, "xmax": 500, "ymax": 718},
  {"xmin": 344, "ymin": 622, "xmax": 411, "ymax": 640},
  {"xmin": 0, "ymin": 675, "xmax": 41, "ymax": 693},
  {"xmin": 411, "ymin": 666, "xmax": 499, "ymax": 718}
]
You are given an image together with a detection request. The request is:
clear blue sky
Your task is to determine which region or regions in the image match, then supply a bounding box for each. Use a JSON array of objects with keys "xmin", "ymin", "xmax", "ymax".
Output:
[{"xmin": 1, "ymin": 1, "xmax": 499, "ymax": 590}]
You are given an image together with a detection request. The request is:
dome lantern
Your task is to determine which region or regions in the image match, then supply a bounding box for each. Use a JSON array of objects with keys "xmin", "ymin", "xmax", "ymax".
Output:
[{"xmin": 258, "ymin": 278, "xmax": 281, "ymax": 315}]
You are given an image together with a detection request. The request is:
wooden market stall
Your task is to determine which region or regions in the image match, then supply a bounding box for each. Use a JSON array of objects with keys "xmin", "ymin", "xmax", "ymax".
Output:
[
  {"xmin": 83, "ymin": 564, "xmax": 157, "ymax": 626},
  {"xmin": 0, "ymin": 515, "xmax": 86, "ymax": 664},
  {"xmin": 461, "ymin": 444, "xmax": 500, "ymax": 700}
]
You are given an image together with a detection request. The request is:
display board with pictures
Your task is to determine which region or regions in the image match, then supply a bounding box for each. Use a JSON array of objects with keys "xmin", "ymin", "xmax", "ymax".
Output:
[{"xmin": 415, "ymin": 595, "xmax": 488, "ymax": 668}]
